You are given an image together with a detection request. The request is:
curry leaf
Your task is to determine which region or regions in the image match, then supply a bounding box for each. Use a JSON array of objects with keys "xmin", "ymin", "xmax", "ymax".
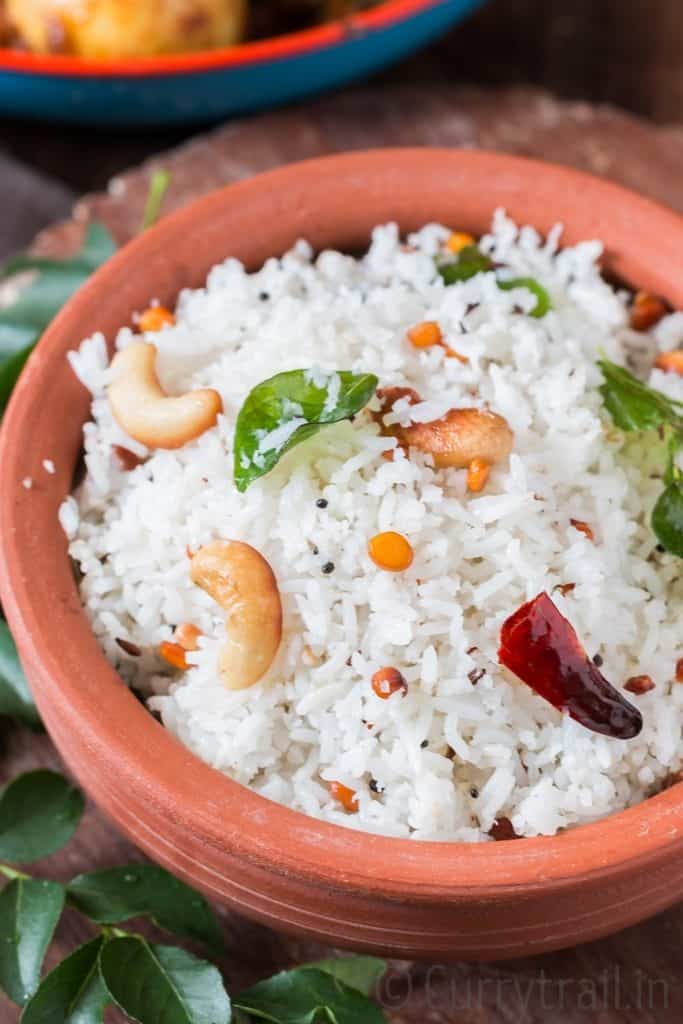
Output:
[
  {"xmin": 436, "ymin": 247, "xmax": 550, "ymax": 316},
  {"xmin": 0, "ymin": 878, "xmax": 65, "ymax": 1006},
  {"xmin": 599, "ymin": 359, "xmax": 683, "ymax": 556},
  {"xmin": 77, "ymin": 223, "xmax": 118, "ymax": 270},
  {"xmin": 0, "ymin": 771, "xmax": 84, "ymax": 864},
  {"xmin": 0, "ymin": 266, "xmax": 99, "ymax": 331},
  {"xmin": 497, "ymin": 276, "xmax": 551, "ymax": 318},
  {"xmin": 234, "ymin": 967, "xmax": 386, "ymax": 1024},
  {"xmin": 0, "ymin": 325, "xmax": 38, "ymax": 360},
  {"xmin": 99, "ymin": 936, "xmax": 231, "ymax": 1024},
  {"xmin": 0, "ymin": 222, "xmax": 116, "ymax": 416},
  {"xmin": 233, "ymin": 368, "xmax": 378, "ymax": 492},
  {"xmin": 0, "ymin": 344, "xmax": 34, "ymax": 415},
  {"xmin": 598, "ymin": 359, "xmax": 683, "ymax": 432},
  {"xmin": 437, "ymin": 244, "xmax": 492, "ymax": 284},
  {"xmin": 1, "ymin": 223, "xmax": 116, "ymax": 281},
  {"xmin": 20, "ymin": 937, "xmax": 109, "ymax": 1024},
  {"xmin": 0, "ymin": 621, "xmax": 41, "ymax": 730},
  {"xmin": 67, "ymin": 865, "xmax": 223, "ymax": 952},
  {"xmin": 652, "ymin": 480, "xmax": 683, "ymax": 556},
  {"xmin": 305, "ymin": 957, "xmax": 386, "ymax": 997}
]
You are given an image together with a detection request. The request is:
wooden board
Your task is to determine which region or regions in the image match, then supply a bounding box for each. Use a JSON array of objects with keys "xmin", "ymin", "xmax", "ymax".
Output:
[{"xmin": 3, "ymin": 85, "xmax": 683, "ymax": 1022}]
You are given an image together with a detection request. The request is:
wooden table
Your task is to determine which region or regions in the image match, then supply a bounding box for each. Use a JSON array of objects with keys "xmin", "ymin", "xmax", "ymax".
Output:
[{"xmin": 2, "ymin": 84, "xmax": 683, "ymax": 1022}]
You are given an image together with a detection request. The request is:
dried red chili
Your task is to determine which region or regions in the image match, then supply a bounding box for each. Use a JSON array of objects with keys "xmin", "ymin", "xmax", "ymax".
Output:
[{"xmin": 498, "ymin": 592, "xmax": 642, "ymax": 739}]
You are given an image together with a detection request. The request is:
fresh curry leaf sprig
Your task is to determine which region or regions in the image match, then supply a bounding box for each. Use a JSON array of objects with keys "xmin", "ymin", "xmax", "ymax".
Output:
[
  {"xmin": 0, "ymin": 769, "xmax": 387, "ymax": 1023},
  {"xmin": 233, "ymin": 368, "xmax": 378, "ymax": 492},
  {"xmin": 599, "ymin": 358, "xmax": 683, "ymax": 556}
]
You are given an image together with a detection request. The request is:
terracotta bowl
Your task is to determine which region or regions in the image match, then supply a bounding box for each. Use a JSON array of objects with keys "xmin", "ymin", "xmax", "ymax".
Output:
[{"xmin": 2, "ymin": 149, "xmax": 683, "ymax": 961}]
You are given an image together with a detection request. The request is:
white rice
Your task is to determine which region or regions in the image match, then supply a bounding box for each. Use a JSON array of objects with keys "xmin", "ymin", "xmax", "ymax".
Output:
[{"xmin": 61, "ymin": 211, "xmax": 683, "ymax": 841}]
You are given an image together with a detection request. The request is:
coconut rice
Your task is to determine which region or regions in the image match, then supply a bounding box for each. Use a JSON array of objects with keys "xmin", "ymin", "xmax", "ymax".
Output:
[{"xmin": 60, "ymin": 211, "xmax": 683, "ymax": 841}]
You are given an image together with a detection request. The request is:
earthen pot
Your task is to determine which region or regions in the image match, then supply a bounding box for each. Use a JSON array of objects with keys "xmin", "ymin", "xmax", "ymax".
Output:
[{"xmin": 2, "ymin": 150, "xmax": 683, "ymax": 961}]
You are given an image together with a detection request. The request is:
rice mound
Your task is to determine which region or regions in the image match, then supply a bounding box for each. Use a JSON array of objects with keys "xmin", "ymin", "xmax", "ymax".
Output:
[{"xmin": 60, "ymin": 211, "xmax": 683, "ymax": 841}]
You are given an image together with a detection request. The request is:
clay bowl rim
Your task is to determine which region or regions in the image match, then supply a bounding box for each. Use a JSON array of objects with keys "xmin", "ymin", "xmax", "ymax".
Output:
[{"xmin": 1, "ymin": 148, "xmax": 683, "ymax": 904}]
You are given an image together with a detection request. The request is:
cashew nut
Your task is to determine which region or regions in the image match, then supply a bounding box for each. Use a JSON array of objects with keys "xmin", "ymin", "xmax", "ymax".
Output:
[
  {"xmin": 107, "ymin": 342, "xmax": 222, "ymax": 450},
  {"xmin": 190, "ymin": 541, "xmax": 282, "ymax": 690},
  {"xmin": 400, "ymin": 408, "xmax": 514, "ymax": 468},
  {"xmin": 376, "ymin": 388, "xmax": 513, "ymax": 468}
]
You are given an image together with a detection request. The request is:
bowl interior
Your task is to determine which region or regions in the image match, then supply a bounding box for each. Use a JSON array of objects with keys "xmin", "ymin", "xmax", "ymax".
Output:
[{"xmin": 2, "ymin": 149, "xmax": 683, "ymax": 901}]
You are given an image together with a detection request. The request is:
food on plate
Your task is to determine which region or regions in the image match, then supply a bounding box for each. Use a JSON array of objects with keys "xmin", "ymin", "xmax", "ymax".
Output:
[
  {"xmin": 59, "ymin": 213, "xmax": 683, "ymax": 841},
  {"xmin": 4, "ymin": 0, "xmax": 246, "ymax": 58},
  {"xmin": 0, "ymin": 0, "xmax": 374, "ymax": 57}
]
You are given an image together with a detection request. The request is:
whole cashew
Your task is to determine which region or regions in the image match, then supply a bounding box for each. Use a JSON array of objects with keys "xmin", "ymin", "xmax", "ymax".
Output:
[
  {"xmin": 400, "ymin": 408, "xmax": 514, "ymax": 468},
  {"xmin": 190, "ymin": 541, "xmax": 282, "ymax": 690},
  {"xmin": 107, "ymin": 342, "xmax": 223, "ymax": 450},
  {"xmin": 376, "ymin": 388, "xmax": 513, "ymax": 469}
]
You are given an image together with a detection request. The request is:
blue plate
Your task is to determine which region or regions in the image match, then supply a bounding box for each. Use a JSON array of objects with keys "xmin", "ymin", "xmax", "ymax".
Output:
[{"xmin": 0, "ymin": 0, "xmax": 484, "ymax": 126}]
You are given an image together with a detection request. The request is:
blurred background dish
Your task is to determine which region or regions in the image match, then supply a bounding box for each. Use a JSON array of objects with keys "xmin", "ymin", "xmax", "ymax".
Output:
[{"xmin": 0, "ymin": 0, "xmax": 485, "ymax": 125}]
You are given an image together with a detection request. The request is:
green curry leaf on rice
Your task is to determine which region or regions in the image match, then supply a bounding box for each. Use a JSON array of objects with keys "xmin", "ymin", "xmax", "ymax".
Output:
[
  {"xmin": 599, "ymin": 358, "xmax": 683, "ymax": 556},
  {"xmin": 598, "ymin": 358, "xmax": 683, "ymax": 433},
  {"xmin": 652, "ymin": 479, "xmax": 683, "ymax": 557},
  {"xmin": 436, "ymin": 244, "xmax": 492, "ymax": 284},
  {"xmin": 233, "ymin": 368, "xmax": 378, "ymax": 492},
  {"xmin": 497, "ymin": 276, "xmax": 551, "ymax": 318},
  {"xmin": 437, "ymin": 244, "xmax": 551, "ymax": 316}
]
